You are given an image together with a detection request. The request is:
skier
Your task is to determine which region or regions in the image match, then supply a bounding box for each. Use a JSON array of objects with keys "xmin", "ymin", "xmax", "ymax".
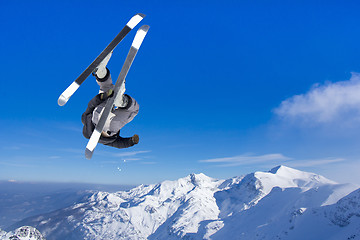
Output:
[{"xmin": 81, "ymin": 52, "xmax": 140, "ymax": 149}]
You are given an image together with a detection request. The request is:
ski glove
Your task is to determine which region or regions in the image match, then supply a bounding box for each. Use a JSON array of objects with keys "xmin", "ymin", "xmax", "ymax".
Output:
[{"xmin": 100, "ymin": 89, "xmax": 114, "ymax": 100}]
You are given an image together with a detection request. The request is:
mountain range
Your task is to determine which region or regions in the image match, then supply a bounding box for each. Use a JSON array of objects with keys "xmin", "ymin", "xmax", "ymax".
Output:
[{"xmin": 2, "ymin": 166, "xmax": 360, "ymax": 240}]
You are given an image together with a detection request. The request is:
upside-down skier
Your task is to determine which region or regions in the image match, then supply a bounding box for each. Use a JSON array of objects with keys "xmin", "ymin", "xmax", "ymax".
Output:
[{"xmin": 81, "ymin": 52, "xmax": 140, "ymax": 149}]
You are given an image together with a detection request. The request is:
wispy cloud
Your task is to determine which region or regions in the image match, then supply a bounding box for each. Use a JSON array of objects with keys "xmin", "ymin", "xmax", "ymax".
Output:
[
  {"xmin": 200, "ymin": 153, "xmax": 347, "ymax": 168},
  {"xmin": 287, "ymin": 158, "xmax": 346, "ymax": 167},
  {"xmin": 0, "ymin": 161, "xmax": 36, "ymax": 168},
  {"xmin": 113, "ymin": 150, "xmax": 151, "ymax": 158},
  {"xmin": 274, "ymin": 72, "xmax": 360, "ymax": 124},
  {"xmin": 96, "ymin": 150, "xmax": 154, "ymax": 164},
  {"xmin": 199, "ymin": 153, "xmax": 292, "ymax": 167},
  {"xmin": 123, "ymin": 158, "xmax": 141, "ymax": 162}
]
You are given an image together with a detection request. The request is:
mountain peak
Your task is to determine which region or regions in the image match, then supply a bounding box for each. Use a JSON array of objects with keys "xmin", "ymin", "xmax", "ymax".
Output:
[
  {"xmin": 186, "ymin": 173, "xmax": 218, "ymax": 188},
  {"xmin": 269, "ymin": 165, "xmax": 295, "ymax": 174},
  {"xmin": 189, "ymin": 172, "xmax": 206, "ymax": 178},
  {"xmin": 189, "ymin": 172, "xmax": 208, "ymax": 180},
  {"xmin": 265, "ymin": 165, "xmax": 336, "ymax": 188}
]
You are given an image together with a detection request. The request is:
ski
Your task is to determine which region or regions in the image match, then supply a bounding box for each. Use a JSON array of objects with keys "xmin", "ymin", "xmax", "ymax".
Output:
[
  {"xmin": 85, "ymin": 25, "xmax": 150, "ymax": 160},
  {"xmin": 58, "ymin": 13, "xmax": 145, "ymax": 106}
]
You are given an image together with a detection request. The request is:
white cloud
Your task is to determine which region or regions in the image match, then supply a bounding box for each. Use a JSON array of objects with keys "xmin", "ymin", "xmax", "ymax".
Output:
[
  {"xmin": 113, "ymin": 150, "xmax": 151, "ymax": 157},
  {"xmin": 287, "ymin": 158, "xmax": 346, "ymax": 167},
  {"xmin": 199, "ymin": 153, "xmax": 292, "ymax": 167},
  {"xmin": 200, "ymin": 153, "xmax": 347, "ymax": 169},
  {"xmin": 123, "ymin": 158, "xmax": 141, "ymax": 161},
  {"xmin": 274, "ymin": 73, "xmax": 360, "ymax": 124}
]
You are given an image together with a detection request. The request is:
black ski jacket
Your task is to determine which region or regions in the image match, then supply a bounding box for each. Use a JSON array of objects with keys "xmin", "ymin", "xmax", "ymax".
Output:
[{"xmin": 81, "ymin": 94, "xmax": 135, "ymax": 149}]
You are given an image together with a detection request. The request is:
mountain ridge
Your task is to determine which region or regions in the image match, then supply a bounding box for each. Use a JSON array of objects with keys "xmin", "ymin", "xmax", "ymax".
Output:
[{"xmin": 4, "ymin": 166, "xmax": 360, "ymax": 240}]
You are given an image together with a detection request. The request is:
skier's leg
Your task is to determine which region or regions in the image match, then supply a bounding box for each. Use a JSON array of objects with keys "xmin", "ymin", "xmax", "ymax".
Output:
[
  {"xmin": 95, "ymin": 68, "xmax": 114, "ymax": 93},
  {"xmin": 94, "ymin": 51, "xmax": 114, "ymax": 93}
]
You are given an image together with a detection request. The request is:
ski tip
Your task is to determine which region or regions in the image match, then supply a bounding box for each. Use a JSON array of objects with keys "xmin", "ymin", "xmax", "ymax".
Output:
[
  {"xmin": 85, "ymin": 148, "xmax": 93, "ymax": 160},
  {"xmin": 132, "ymin": 25, "xmax": 150, "ymax": 50},
  {"xmin": 127, "ymin": 13, "xmax": 145, "ymax": 29},
  {"xmin": 139, "ymin": 25, "xmax": 150, "ymax": 32},
  {"xmin": 137, "ymin": 13, "xmax": 146, "ymax": 18},
  {"xmin": 58, "ymin": 95, "xmax": 68, "ymax": 106}
]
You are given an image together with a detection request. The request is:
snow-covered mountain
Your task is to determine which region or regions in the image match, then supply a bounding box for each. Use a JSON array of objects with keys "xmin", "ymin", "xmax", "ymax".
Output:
[
  {"xmin": 0, "ymin": 181, "xmax": 133, "ymax": 229},
  {"xmin": 5, "ymin": 166, "xmax": 360, "ymax": 240},
  {"xmin": 1, "ymin": 226, "xmax": 45, "ymax": 240},
  {"xmin": 0, "ymin": 230, "xmax": 6, "ymax": 239}
]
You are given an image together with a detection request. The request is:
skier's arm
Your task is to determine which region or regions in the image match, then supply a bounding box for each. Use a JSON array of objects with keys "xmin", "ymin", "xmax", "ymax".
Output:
[
  {"xmin": 103, "ymin": 136, "xmax": 135, "ymax": 149},
  {"xmin": 82, "ymin": 95, "xmax": 103, "ymax": 121},
  {"xmin": 82, "ymin": 90, "xmax": 114, "ymax": 139},
  {"xmin": 81, "ymin": 94, "xmax": 105, "ymax": 139}
]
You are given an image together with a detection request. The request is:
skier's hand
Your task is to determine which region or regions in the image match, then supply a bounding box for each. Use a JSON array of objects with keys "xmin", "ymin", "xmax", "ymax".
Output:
[{"xmin": 100, "ymin": 89, "xmax": 114, "ymax": 100}]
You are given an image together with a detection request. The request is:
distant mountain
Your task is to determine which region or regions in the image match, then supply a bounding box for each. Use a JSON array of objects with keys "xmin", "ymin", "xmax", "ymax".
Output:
[
  {"xmin": 5, "ymin": 166, "xmax": 360, "ymax": 240},
  {"xmin": 1, "ymin": 226, "xmax": 45, "ymax": 240},
  {"xmin": 0, "ymin": 230, "xmax": 6, "ymax": 239},
  {"xmin": 0, "ymin": 181, "xmax": 133, "ymax": 229}
]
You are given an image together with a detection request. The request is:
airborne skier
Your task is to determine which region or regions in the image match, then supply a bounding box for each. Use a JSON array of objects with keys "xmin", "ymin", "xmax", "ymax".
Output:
[
  {"xmin": 58, "ymin": 15, "xmax": 148, "ymax": 159},
  {"xmin": 81, "ymin": 52, "xmax": 140, "ymax": 149}
]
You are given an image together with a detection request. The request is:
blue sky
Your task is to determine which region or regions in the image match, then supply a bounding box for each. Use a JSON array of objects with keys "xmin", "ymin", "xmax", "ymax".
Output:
[{"xmin": 1, "ymin": 0, "xmax": 360, "ymax": 185}]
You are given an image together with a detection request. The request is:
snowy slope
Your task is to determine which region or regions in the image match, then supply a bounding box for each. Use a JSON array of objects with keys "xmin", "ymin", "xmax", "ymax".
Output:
[
  {"xmin": 211, "ymin": 166, "xmax": 359, "ymax": 240},
  {"xmin": 0, "ymin": 226, "xmax": 45, "ymax": 240},
  {"xmin": 0, "ymin": 230, "xmax": 6, "ymax": 239},
  {"xmin": 284, "ymin": 188, "xmax": 360, "ymax": 240},
  {"xmin": 6, "ymin": 166, "xmax": 360, "ymax": 240},
  {"xmin": 0, "ymin": 181, "xmax": 132, "ymax": 229}
]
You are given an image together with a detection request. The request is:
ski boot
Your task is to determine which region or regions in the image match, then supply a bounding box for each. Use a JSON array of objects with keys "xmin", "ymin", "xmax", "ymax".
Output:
[{"xmin": 93, "ymin": 51, "xmax": 113, "ymax": 81}]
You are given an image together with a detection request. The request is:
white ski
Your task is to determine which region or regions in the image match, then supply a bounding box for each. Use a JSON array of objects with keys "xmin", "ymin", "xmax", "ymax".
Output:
[{"xmin": 58, "ymin": 13, "xmax": 145, "ymax": 106}]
